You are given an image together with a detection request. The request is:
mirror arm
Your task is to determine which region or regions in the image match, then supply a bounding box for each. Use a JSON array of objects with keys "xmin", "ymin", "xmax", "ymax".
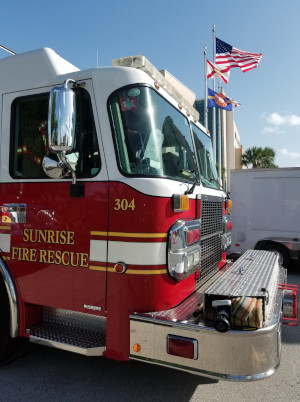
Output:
[
  {"xmin": 60, "ymin": 152, "xmax": 76, "ymax": 185},
  {"xmin": 64, "ymin": 78, "xmax": 76, "ymax": 89},
  {"xmin": 61, "ymin": 152, "xmax": 84, "ymax": 197}
]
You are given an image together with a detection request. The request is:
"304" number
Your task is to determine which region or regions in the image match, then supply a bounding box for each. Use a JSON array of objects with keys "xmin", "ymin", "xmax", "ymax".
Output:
[{"xmin": 114, "ymin": 198, "xmax": 136, "ymax": 211}]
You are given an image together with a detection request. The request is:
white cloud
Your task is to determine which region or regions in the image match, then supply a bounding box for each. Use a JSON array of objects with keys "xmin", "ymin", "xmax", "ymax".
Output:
[
  {"xmin": 280, "ymin": 148, "xmax": 300, "ymax": 159},
  {"xmin": 266, "ymin": 112, "xmax": 300, "ymax": 126},
  {"xmin": 261, "ymin": 126, "xmax": 281, "ymax": 134},
  {"xmin": 262, "ymin": 112, "xmax": 300, "ymax": 134}
]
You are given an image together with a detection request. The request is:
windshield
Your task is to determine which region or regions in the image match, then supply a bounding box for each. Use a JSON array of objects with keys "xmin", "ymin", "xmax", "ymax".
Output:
[
  {"xmin": 191, "ymin": 123, "xmax": 221, "ymax": 190},
  {"xmin": 108, "ymin": 86, "xmax": 197, "ymax": 182}
]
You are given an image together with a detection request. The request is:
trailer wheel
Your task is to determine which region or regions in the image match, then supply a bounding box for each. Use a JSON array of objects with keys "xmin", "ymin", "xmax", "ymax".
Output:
[{"xmin": 261, "ymin": 243, "xmax": 290, "ymax": 268}]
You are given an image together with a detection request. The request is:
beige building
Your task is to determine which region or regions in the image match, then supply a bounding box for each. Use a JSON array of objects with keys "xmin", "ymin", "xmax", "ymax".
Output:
[
  {"xmin": 195, "ymin": 95, "xmax": 243, "ymax": 191},
  {"xmin": 220, "ymin": 106, "xmax": 243, "ymax": 190}
]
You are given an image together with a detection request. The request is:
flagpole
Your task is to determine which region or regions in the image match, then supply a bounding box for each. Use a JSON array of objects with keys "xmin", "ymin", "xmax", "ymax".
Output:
[
  {"xmin": 218, "ymin": 83, "xmax": 222, "ymax": 184},
  {"xmin": 212, "ymin": 24, "xmax": 216, "ymax": 163},
  {"xmin": 0, "ymin": 44, "xmax": 16, "ymax": 55},
  {"xmin": 204, "ymin": 47, "xmax": 208, "ymax": 129}
]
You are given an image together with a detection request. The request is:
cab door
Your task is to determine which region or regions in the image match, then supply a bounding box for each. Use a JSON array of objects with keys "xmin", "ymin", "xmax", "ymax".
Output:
[{"xmin": 0, "ymin": 80, "xmax": 108, "ymax": 315}]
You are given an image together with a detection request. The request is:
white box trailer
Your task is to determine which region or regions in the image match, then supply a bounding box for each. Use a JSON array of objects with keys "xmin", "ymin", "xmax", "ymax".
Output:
[{"xmin": 229, "ymin": 168, "xmax": 300, "ymax": 267}]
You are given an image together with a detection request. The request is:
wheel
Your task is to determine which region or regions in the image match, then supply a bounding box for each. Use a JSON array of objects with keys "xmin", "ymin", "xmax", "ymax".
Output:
[
  {"xmin": 0, "ymin": 280, "xmax": 13, "ymax": 359},
  {"xmin": 261, "ymin": 243, "xmax": 290, "ymax": 268}
]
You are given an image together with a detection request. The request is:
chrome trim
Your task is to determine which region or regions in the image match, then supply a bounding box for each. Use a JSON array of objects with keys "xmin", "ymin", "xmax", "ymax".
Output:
[
  {"xmin": 30, "ymin": 336, "xmax": 105, "ymax": 356},
  {"xmin": 0, "ymin": 258, "xmax": 19, "ymax": 337},
  {"xmin": 113, "ymin": 262, "xmax": 127, "ymax": 274},
  {"xmin": 172, "ymin": 194, "xmax": 183, "ymax": 212},
  {"xmin": 198, "ymin": 193, "xmax": 224, "ymax": 204},
  {"xmin": 129, "ymin": 268, "xmax": 284, "ymax": 380},
  {"xmin": 130, "ymin": 355, "xmax": 279, "ymax": 382},
  {"xmin": 130, "ymin": 304, "xmax": 282, "ymax": 380},
  {"xmin": 48, "ymin": 79, "xmax": 76, "ymax": 154},
  {"xmin": 42, "ymin": 153, "xmax": 71, "ymax": 179},
  {"xmin": 198, "ymin": 194, "xmax": 223, "ymax": 286},
  {"xmin": 84, "ymin": 304, "xmax": 102, "ymax": 311},
  {"xmin": 28, "ymin": 307, "xmax": 106, "ymax": 356},
  {"xmin": 168, "ymin": 219, "xmax": 201, "ymax": 281}
]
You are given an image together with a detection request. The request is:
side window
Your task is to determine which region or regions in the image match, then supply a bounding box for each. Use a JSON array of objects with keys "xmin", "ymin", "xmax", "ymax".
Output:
[
  {"xmin": 10, "ymin": 88, "xmax": 101, "ymax": 179},
  {"xmin": 11, "ymin": 94, "xmax": 48, "ymax": 178}
]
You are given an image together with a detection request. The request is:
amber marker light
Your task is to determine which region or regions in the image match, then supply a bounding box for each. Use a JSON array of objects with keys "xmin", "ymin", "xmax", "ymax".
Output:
[
  {"xmin": 133, "ymin": 343, "xmax": 141, "ymax": 352},
  {"xmin": 227, "ymin": 199, "xmax": 232, "ymax": 214},
  {"xmin": 114, "ymin": 262, "xmax": 127, "ymax": 274},
  {"xmin": 154, "ymin": 82, "xmax": 160, "ymax": 89},
  {"xmin": 173, "ymin": 194, "xmax": 189, "ymax": 212},
  {"xmin": 181, "ymin": 195, "xmax": 189, "ymax": 211}
]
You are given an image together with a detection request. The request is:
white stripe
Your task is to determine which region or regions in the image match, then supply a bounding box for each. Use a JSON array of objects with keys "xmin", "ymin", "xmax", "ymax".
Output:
[
  {"xmin": 0, "ymin": 233, "xmax": 11, "ymax": 253},
  {"xmin": 90, "ymin": 239, "xmax": 107, "ymax": 262},
  {"xmin": 108, "ymin": 241, "xmax": 166, "ymax": 265}
]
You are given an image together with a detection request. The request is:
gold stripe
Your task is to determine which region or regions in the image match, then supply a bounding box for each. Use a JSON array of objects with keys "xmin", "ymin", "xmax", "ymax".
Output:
[
  {"xmin": 125, "ymin": 269, "xmax": 167, "ymax": 275},
  {"xmin": 90, "ymin": 231, "xmax": 107, "ymax": 236},
  {"xmin": 2, "ymin": 256, "xmax": 10, "ymax": 260},
  {"xmin": 89, "ymin": 266, "xmax": 107, "ymax": 272},
  {"xmin": 0, "ymin": 226, "xmax": 11, "ymax": 231},
  {"xmin": 88, "ymin": 266, "xmax": 167, "ymax": 275},
  {"xmin": 90, "ymin": 231, "xmax": 167, "ymax": 238}
]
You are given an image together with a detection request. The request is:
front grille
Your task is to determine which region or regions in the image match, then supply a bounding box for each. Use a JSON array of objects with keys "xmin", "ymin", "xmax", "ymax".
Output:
[
  {"xmin": 198, "ymin": 195, "xmax": 223, "ymax": 286},
  {"xmin": 201, "ymin": 196, "xmax": 223, "ymax": 237}
]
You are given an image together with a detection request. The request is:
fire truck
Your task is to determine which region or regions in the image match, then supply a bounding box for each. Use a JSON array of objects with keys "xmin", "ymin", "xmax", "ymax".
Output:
[{"xmin": 0, "ymin": 48, "xmax": 298, "ymax": 381}]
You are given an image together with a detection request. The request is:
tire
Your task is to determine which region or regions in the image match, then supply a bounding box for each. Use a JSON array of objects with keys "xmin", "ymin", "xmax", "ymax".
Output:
[
  {"xmin": 261, "ymin": 243, "xmax": 291, "ymax": 268},
  {"xmin": 0, "ymin": 280, "xmax": 13, "ymax": 359}
]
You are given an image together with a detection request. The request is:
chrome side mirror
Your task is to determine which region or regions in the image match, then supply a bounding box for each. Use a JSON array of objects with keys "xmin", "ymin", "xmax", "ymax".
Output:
[
  {"xmin": 44, "ymin": 79, "xmax": 76, "ymax": 180},
  {"xmin": 48, "ymin": 79, "xmax": 76, "ymax": 153},
  {"xmin": 43, "ymin": 79, "xmax": 84, "ymax": 197},
  {"xmin": 42, "ymin": 153, "xmax": 71, "ymax": 179}
]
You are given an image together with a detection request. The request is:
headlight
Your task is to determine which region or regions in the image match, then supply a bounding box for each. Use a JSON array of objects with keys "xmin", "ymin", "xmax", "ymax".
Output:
[
  {"xmin": 168, "ymin": 219, "xmax": 201, "ymax": 281},
  {"xmin": 221, "ymin": 215, "xmax": 232, "ymax": 250}
]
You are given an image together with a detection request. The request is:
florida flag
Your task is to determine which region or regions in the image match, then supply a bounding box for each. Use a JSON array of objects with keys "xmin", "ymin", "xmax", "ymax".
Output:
[{"xmin": 207, "ymin": 59, "xmax": 230, "ymax": 84}]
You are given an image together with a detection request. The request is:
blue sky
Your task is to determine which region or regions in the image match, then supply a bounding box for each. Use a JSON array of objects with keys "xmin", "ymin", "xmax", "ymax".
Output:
[{"xmin": 1, "ymin": 0, "xmax": 300, "ymax": 167}]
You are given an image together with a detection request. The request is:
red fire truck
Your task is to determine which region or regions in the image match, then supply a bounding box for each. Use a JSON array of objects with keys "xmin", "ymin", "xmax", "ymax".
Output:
[{"xmin": 0, "ymin": 49, "xmax": 298, "ymax": 380}]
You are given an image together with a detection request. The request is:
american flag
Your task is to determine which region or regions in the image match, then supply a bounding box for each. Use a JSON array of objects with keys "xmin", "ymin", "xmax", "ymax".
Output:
[{"xmin": 215, "ymin": 38, "xmax": 262, "ymax": 73}]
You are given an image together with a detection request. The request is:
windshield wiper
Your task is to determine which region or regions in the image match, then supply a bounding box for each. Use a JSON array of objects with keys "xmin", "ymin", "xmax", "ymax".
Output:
[
  {"xmin": 185, "ymin": 180, "xmax": 197, "ymax": 195},
  {"xmin": 181, "ymin": 169, "xmax": 198, "ymax": 195},
  {"xmin": 209, "ymin": 177, "xmax": 225, "ymax": 192}
]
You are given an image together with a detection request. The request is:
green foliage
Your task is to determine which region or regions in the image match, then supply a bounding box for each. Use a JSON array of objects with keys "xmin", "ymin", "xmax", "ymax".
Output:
[
  {"xmin": 216, "ymin": 163, "xmax": 226, "ymax": 179},
  {"xmin": 241, "ymin": 146, "xmax": 277, "ymax": 168}
]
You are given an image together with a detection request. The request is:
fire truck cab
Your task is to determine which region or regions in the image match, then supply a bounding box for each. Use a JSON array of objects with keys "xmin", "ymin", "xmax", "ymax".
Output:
[{"xmin": 0, "ymin": 48, "xmax": 298, "ymax": 380}]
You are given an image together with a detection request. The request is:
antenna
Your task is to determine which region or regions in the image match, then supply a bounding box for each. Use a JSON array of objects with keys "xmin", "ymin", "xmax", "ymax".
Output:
[{"xmin": 0, "ymin": 44, "xmax": 16, "ymax": 55}]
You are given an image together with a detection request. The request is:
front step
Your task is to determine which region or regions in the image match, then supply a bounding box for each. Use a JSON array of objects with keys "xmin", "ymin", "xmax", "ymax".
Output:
[{"xmin": 27, "ymin": 307, "xmax": 106, "ymax": 356}]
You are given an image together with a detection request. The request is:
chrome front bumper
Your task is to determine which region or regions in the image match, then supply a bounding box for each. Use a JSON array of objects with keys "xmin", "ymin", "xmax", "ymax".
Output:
[{"xmin": 129, "ymin": 263, "xmax": 284, "ymax": 381}]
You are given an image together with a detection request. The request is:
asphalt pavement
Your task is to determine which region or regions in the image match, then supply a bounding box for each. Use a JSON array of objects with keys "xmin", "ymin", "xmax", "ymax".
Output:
[{"xmin": 0, "ymin": 264, "xmax": 299, "ymax": 402}]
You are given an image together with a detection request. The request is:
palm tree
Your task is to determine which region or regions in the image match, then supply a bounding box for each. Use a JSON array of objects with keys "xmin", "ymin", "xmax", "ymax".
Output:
[
  {"xmin": 260, "ymin": 147, "xmax": 277, "ymax": 168},
  {"xmin": 241, "ymin": 146, "xmax": 277, "ymax": 168}
]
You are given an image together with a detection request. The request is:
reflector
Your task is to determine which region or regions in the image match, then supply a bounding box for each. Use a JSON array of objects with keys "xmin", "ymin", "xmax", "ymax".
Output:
[
  {"xmin": 167, "ymin": 335, "xmax": 197, "ymax": 359},
  {"xmin": 279, "ymin": 283, "xmax": 299, "ymax": 326}
]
